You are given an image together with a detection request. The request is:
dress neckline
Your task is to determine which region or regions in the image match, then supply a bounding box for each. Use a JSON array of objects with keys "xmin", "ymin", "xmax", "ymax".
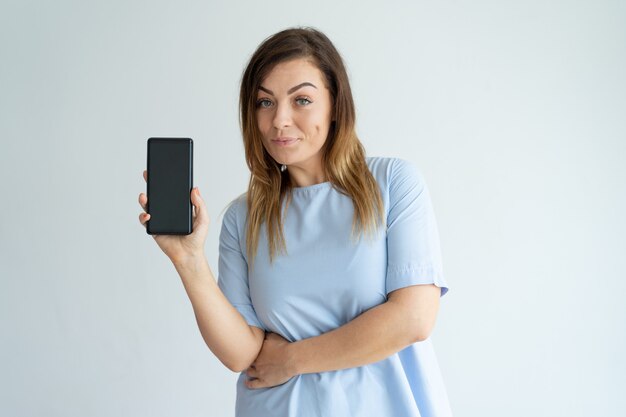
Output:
[{"xmin": 291, "ymin": 181, "xmax": 333, "ymax": 194}]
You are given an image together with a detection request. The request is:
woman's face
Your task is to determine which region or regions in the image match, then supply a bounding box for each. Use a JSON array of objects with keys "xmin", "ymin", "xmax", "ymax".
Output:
[{"xmin": 255, "ymin": 58, "xmax": 333, "ymax": 174}]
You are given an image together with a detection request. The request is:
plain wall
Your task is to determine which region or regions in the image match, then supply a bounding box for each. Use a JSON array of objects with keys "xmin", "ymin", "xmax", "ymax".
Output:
[{"xmin": 1, "ymin": 0, "xmax": 624, "ymax": 416}]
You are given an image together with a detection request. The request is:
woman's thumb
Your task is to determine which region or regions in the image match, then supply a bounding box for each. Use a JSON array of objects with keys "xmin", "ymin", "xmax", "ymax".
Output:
[{"xmin": 191, "ymin": 187, "xmax": 205, "ymax": 216}]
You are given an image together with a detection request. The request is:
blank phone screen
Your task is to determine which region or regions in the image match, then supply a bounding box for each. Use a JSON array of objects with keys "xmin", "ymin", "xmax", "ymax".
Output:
[{"xmin": 146, "ymin": 138, "xmax": 193, "ymax": 235}]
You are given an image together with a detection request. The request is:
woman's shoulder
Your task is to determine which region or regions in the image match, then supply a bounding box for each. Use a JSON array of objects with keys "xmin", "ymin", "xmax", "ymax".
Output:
[
  {"xmin": 365, "ymin": 156, "xmax": 424, "ymax": 186},
  {"xmin": 220, "ymin": 192, "xmax": 248, "ymax": 229},
  {"xmin": 365, "ymin": 155, "xmax": 419, "ymax": 170}
]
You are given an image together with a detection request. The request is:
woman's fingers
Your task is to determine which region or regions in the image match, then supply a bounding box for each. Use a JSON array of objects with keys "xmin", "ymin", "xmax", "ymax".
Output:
[
  {"xmin": 139, "ymin": 212, "xmax": 150, "ymax": 227},
  {"xmin": 138, "ymin": 192, "xmax": 147, "ymax": 211},
  {"xmin": 138, "ymin": 189, "xmax": 150, "ymax": 227},
  {"xmin": 140, "ymin": 170, "xmax": 150, "ymax": 228}
]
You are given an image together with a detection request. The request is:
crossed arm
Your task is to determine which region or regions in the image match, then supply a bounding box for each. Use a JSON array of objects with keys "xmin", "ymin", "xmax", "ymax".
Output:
[{"xmin": 243, "ymin": 283, "xmax": 441, "ymax": 389}]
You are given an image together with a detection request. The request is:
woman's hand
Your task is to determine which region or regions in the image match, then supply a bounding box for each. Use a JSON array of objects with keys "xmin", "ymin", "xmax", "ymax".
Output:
[
  {"xmin": 244, "ymin": 332, "xmax": 298, "ymax": 389},
  {"xmin": 138, "ymin": 169, "xmax": 210, "ymax": 264}
]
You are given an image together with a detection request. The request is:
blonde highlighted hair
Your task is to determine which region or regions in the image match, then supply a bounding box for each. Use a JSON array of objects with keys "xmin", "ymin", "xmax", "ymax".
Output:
[{"xmin": 238, "ymin": 26, "xmax": 384, "ymax": 270}]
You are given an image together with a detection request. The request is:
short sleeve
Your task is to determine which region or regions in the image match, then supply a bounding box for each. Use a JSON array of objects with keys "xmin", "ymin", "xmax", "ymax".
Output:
[
  {"xmin": 386, "ymin": 158, "xmax": 449, "ymax": 297},
  {"xmin": 217, "ymin": 200, "xmax": 265, "ymax": 329}
]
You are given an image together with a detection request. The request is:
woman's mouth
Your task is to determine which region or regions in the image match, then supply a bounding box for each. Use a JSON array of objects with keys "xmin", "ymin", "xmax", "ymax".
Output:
[{"xmin": 272, "ymin": 137, "xmax": 299, "ymax": 147}]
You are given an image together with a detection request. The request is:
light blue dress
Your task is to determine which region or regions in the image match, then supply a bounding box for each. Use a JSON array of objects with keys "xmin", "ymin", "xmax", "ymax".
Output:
[{"xmin": 218, "ymin": 156, "xmax": 452, "ymax": 417}]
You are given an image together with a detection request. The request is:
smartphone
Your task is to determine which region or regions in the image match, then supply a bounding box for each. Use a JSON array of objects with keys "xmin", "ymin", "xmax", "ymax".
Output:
[{"xmin": 146, "ymin": 138, "xmax": 193, "ymax": 235}]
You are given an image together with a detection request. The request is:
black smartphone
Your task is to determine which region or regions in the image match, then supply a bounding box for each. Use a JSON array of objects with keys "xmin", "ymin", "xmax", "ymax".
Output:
[{"xmin": 146, "ymin": 138, "xmax": 193, "ymax": 235}]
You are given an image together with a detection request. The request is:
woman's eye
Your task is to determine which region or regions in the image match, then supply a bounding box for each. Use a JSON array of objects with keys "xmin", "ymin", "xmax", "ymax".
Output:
[
  {"xmin": 296, "ymin": 97, "xmax": 312, "ymax": 106},
  {"xmin": 256, "ymin": 99, "xmax": 272, "ymax": 108}
]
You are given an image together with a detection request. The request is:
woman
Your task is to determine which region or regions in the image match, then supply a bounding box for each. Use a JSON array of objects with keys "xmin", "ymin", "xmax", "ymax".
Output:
[{"xmin": 138, "ymin": 27, "xmax": 452, "ymax": 417}]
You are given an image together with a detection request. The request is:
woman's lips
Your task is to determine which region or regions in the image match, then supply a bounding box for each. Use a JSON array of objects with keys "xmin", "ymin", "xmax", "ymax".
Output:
[{"xmin": 272, "ymin": 137, "xmax": 299, "ymax": 147}]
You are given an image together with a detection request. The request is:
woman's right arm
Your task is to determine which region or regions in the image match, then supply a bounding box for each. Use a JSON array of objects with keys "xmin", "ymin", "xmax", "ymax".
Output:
[
  {"xmin": 138, "ymin": 169, "xmax": 263, "ymax": 373},
  {"xmin": 172, "ymin": 254, "xmax": 265, "ymax": 373}
]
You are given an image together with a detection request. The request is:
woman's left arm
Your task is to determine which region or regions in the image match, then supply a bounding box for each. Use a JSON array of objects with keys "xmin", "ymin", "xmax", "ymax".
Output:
[{"xmin": 244, "ymin": 284, "xmax": 440, "ymax": 389}]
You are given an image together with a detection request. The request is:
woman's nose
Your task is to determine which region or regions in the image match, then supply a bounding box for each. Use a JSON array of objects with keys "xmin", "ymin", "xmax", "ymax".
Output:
[{"xmin": 272, "ymin": 102, "xmax": 292, "ymax": 129}]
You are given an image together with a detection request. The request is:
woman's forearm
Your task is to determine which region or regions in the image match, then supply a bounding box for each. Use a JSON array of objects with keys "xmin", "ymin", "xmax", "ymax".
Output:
[
  {"xmin": 172, "ymin": 255, "xmax": 261, "ymax": 372},
  {"xmin": 287, "ymin": 301, "xmax": 420, "ymax": 375}
]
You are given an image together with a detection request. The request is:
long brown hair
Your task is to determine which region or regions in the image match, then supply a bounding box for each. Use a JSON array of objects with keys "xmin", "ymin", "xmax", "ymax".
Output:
[{"xmin": 238, "ymin": 26, "xmax": 384, "ymax": 270}]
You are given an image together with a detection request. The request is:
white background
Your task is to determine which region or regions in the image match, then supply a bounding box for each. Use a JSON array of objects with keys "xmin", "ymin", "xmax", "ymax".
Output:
[{"xmin": 1, "ymin": 0, "xmax": 624, "ymax": 416}]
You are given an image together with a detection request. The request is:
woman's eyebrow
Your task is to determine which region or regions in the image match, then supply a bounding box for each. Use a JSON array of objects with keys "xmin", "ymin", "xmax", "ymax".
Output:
[{"xmin": 258, "ymin": 82, "xmax": 317, "ymax": 96}]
